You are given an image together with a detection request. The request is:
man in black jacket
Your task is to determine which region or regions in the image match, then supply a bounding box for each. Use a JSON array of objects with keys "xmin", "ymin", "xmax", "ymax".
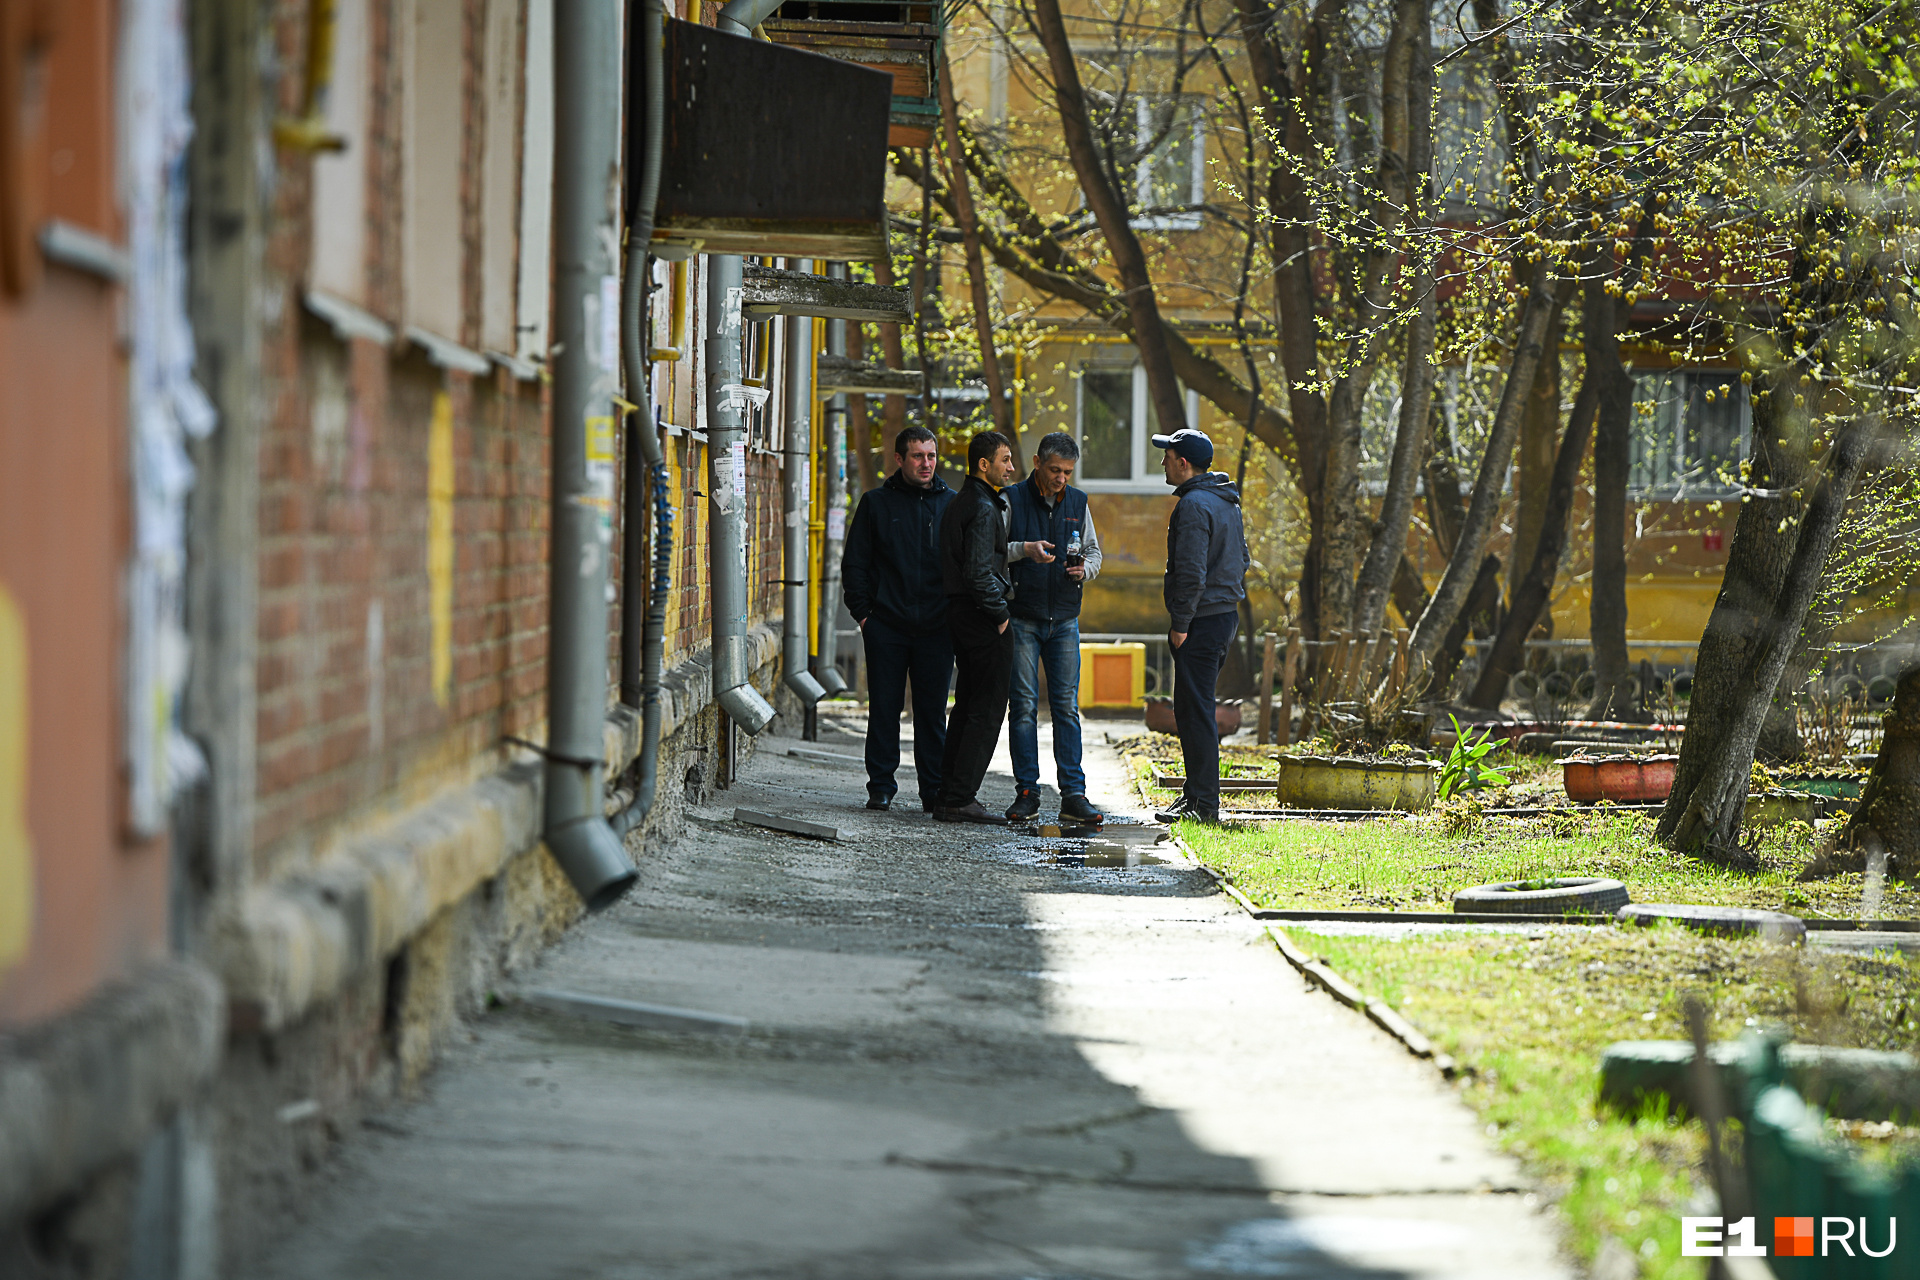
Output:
[
  {"xmin": 1151, "ymin": 428, "xmax": 1248, "ymax": 825},
  {"xmin": 842, "ymin": 426, "xmax": 956, "ymax": 812},
  {"xmin": 934, "ymin": 430, "xmax": 1018, "ymax": 824}
]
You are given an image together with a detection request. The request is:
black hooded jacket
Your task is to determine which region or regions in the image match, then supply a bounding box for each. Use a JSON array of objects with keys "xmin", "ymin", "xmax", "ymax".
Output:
[
  {"xmin": 1164, "ymin": 471, "xmax": 1249, "ymax": 631},
  {"xmin": 842, "ymin": 470, "xmax": 956, "ymax": 635}
]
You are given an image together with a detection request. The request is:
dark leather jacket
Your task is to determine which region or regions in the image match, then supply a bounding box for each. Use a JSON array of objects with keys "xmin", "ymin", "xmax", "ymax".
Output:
[
  {"xmin": 842, "ymin": 471, "xmax": 955, "ymax": 635},
  {"xmin": 939, "ymin": 475, "xmax": 1012, "ymax": 623}
]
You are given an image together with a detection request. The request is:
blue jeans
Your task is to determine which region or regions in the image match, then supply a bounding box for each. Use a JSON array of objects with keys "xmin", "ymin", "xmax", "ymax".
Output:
[{"xmin": 1008, "ymin": 616, "xmax": 1086, "ymax": 796}]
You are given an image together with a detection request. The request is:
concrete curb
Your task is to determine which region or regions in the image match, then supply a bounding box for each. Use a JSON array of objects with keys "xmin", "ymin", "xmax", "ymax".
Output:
[
  {"xmin": 0, "ymin": 960, "xmax": 224, "ymax": 1221},
  {"xmin": 1171, "ymin": 833, "xmax": 1458, "ymax": 1078},
  {"xmin": 219, "ymin": 624, "xmax": 783, "ymax": 1032}
]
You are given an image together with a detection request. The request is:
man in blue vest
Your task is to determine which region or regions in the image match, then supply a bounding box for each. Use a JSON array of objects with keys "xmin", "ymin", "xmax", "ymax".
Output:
[
  {"xmin": 1003, "ymin": 432, "xmax": 1105, "ymax": 824},
  {"xmin": 843, "ymin": 426, "xmax": 956, "ymax": 812}
]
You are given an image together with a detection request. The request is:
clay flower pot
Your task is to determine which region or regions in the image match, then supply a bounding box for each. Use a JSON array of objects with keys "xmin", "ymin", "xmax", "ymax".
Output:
[
  {"xmin": 1143, "ymin": 696, "xmax": 1242, "ymax": 739},
  {"xmin": 1562, "ymin": 754, "xmax": 1677, "ymax": 804}
]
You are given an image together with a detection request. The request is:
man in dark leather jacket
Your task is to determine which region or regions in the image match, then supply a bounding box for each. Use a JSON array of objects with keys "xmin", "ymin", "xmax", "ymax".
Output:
[
  {"xmin": 842, "ymin": 427, "xmax": 956, "ymax": 812},
  {"xmin": 933, "ymin": 431, "xmax": 1018, "ymax": 824}
]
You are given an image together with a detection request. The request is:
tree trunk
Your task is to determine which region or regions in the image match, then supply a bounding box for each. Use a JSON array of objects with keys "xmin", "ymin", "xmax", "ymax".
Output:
[
  {"xmin": 1467, "ymin": 338, "xmax": 1598, "ymax": 710},
  {"xmin": 1508, "ymin": 308, "xmax": 1565, "ymax": 598},
  {"xmin": 1031, "ymin": 0, "xmax": 1190, "ymax": 440},
  {"xmin": 1756, "ymin": 583, "xmax": 1844, "ymax": 763},
  {"xmin": 1406, "ymin": 263, "xmax": 1569, "ymax": 681},
  {"xmin": 894, "ymin": 138, "xmax": 1302, "ymax": 479},
  {"xmin": 1659, "ymin": 415, "xmax": 1875, "ymax": 856},
  {"xmin": 1584, "ymin": 308, "xmax": 1635, "ymax": 719},
  {"xmin": 1318, "ymin": 0, "xmax": 1423, "ymax": 631},
  {"xmin": 936, "ymin": 44, "xmax": 1016, "ymax": 463},
  {"xmin": 847, "ymin": 322, "xmax": 876, "ymax": 495},
  {"xmin": 1390, "ymin": 553, "xmax": 1430, "ymax": 627},
  {"xmin": 1806, "ymin": 663, "xmax": 1920, "ymax": 882},
  {"xmin": 1232, "ymin": 0, "xmax": 1337, "ymax": 644},
  {"xmin": 872, "ymin": 254, "xmax": 909, "ymax": 453},
  {"xmin": 1430, "ymin": 553, "xmax": 1502, "ymax": 700},
  {"xmin": 1424, "ymin": 400, "xmax": 1464, "ymax": 558},
  {"xmin": 1351, "ymin": 0, "xmax": 1436, "ymax": 639}
]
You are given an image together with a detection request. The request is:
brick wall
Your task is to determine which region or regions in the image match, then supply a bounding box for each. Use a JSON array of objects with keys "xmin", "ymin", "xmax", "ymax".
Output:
[{"xmin": 250, "ymin": 0, "xmax": 792, "ymax": 878}]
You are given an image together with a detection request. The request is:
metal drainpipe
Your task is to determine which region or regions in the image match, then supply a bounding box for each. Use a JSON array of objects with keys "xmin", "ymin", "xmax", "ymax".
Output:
[
  {"xmin": 814, "ymin": 264, "xmax": 851, "ymax": 696},
  {"xmin": 780, "ymin": 268, "xmax": 827, "ymax": 707},
  {"xmin": 704, "ymin": 254, "xmax": 778, "ymax": 734},
  {"xmin": 616, "ymin": 0, "xmax": 669, "ymax": 827},
  {"xmin": 704, "ymin": 0, "xmax": 788, "ymax": 735},
  {"xmin": 542, "ymin": 0, "xmax": 637, "ymax": 909}
]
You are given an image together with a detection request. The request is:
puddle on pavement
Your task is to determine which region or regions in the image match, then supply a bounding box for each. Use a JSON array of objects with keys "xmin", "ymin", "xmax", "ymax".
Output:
[{"xmin": 1035, "ymin": 838, "xmax": 1169, "ymax": 869}]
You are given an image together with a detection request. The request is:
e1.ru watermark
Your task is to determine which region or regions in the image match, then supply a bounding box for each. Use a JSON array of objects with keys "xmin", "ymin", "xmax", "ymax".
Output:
[{"xmin": 1682, "ymin": 1216, "xmax": 1898, "ymax": 1258}]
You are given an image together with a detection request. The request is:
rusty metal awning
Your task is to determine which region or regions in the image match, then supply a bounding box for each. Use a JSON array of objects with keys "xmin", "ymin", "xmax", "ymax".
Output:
[
  {"xmin": 646, "ymin": 19, "xmax": 893, "ymax": 259},
  {"xmin": 742, "ymin": 265, "xmax": 911, "ymax": 323},
  {"xmin": 815, "ymin": 354, "xmax": 923, "ymax": 395}
]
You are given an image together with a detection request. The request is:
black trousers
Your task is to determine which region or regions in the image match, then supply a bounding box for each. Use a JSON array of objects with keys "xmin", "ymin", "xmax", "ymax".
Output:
[
  {"xmin": 1173, "ymin": 611, "xmax": 1239, "ymax": 814},
  {"xmin": 860, "ymin": 615, "xmax": 955, "ymax": 808},
  {"xmin": 937, "ymin": 601, "xmax": 1014, "ymax": 809}
]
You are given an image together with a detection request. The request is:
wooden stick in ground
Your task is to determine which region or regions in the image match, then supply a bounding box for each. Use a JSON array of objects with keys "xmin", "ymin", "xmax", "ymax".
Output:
[
  {"xmin": 1278, "ymin": 627, "xmax": 1301, "ymax": 747},
  {"xmin": 1257, "ymin": 632, "xmax": 1277, "ymax": 745},
  {"xmin": 1684, "ymin": 996, "xmax": 1749, "ymax": 1280},
  {"xmin": 1392, "ymin": 626, "xmax": 1410, "ymax": 703}
]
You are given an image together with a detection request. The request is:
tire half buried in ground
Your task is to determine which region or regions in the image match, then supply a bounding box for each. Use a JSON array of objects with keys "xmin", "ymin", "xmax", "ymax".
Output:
[
  {"xmin": 1615, "ymin": 902, "xmax": 1807, "ymax": 943},
  {"xmin": 1452, "ymin": 877, "xmax": 1630, "ymax": 917}
]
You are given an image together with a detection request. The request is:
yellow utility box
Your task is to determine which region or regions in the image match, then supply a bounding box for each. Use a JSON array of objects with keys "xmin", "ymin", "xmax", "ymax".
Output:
[{"xmin": 1079, "ymin": 642, "xmax": 1146, "ymax": 708}]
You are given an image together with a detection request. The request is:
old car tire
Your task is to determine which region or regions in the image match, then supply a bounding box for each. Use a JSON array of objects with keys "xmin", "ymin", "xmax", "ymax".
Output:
[
  {"xmin": 1615, "ymin": 903, "xmax": 1807, "ymax": 942},
  {"xmin": 1453, "ymin": 877, "xmax": 1630, "ymax": 916}
]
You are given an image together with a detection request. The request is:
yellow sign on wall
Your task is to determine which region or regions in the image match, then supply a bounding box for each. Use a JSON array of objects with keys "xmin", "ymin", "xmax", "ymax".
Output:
[
  {"xmin": 0, "ymin": 584, "xmax": 32, "ymax": 975},
  {"xmin": 428, "ymin": 391, "xmax": 455, "ymax": 708}
]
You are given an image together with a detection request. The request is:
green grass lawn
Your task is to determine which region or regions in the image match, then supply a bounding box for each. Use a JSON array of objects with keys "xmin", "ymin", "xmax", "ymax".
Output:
[
  {"xmin": 1121, "ymin": 731, "xmax": 1920, "ymax": 1274},
  {"xmin": 1286, "ymin": 924, "xmax": 1920, "ymax": 1278},
  {"xmin": 1123, "ymin": 733, "xmax": 1918, "ymax": 918}
]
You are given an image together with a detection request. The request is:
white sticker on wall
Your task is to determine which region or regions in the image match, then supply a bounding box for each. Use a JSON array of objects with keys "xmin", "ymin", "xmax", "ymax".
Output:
[
  {"xmin": 599, "ymin": 275, "xmax": 620, "ymax": 372},
  {"xmin": 827, "ymin": 507, "xmax": 845, "ymax": 540},
  {"xmin": 731, "ymin": 442, "xmax": 747, "ymax": 498}
]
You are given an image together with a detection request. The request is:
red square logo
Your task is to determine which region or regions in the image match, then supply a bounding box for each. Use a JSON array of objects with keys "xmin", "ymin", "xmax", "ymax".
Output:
[{"xmin": 1775, "ymin": 1217, "xmax": 1815, "ymax": 1257}]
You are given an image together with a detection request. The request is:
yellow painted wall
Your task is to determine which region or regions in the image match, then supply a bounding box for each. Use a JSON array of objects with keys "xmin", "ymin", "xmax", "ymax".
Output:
[{"xmin": 0, "ymin": 584, "xmax": 31, "ymax": 977}]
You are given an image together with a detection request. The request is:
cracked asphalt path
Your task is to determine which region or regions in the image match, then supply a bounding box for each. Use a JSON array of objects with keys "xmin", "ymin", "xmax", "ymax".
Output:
[{"xmin": 254, "ymin": 714, "xmax": 1573, "ymax": 1279}]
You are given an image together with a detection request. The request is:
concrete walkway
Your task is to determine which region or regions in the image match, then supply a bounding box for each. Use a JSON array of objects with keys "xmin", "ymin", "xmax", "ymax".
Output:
[{"xmin": 255, "ymin": 713, "xmax": 1573, "ymax": 1280}]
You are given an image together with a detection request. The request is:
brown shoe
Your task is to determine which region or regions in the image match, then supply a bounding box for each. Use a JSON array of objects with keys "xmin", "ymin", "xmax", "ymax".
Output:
[{"xmin": 938, "ymin": 800, "xmax": 1006, "ymax": 825}]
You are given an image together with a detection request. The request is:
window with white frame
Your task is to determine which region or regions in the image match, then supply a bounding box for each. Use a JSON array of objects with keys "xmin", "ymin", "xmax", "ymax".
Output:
[
  {"xmin": 1132, "ymin": 96, "xmax": 1206, "ymax": 230},
  {"xmin": 1628, "ymin": 370, "xmax": 1751, "ymax": 498},
  {"xmin": 1075, "ymin": 363, "xmax": 1200, "ymax": 490}
]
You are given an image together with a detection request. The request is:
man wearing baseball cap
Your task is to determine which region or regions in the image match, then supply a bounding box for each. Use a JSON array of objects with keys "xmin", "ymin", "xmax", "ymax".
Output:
[{"xmin": 1150, "ymin": 427, "xmax": 1248, "ymax": 825}]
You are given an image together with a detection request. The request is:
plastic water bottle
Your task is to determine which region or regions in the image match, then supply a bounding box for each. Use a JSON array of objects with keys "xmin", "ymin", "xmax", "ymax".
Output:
[{"xmin": 1065, "ymin": 529, "xmax": 1083, "ymax": 570}]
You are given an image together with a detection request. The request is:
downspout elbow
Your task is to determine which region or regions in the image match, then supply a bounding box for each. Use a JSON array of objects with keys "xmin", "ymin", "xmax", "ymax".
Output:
[
  {"xmin": 786, "ymin": 666, "xmax": 827, "ymax": 704},
  {"xmin": 543, "ymin": 801, "xmax": 638, "ymax": 913},
  {"xmin": 715, "ymin": 0, "xmax": 783, "ymax": 35},
  {"xmin": 717, "ymin": 680, "xmax": 777, "ymax": 735}
]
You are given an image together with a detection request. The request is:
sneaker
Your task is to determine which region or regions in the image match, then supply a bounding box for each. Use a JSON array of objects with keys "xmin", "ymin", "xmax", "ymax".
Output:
[
  {"xmin": 1183, "ymin": 809, "xmax": 1222, "ymax": 826},
  {"xmin": 934, "ymin": 800, "xmax": 1007, "ymax": 825},
  {"xmin": 1151, "ymin": 798, "xmax": 1192, "ymax": 824},
  {"xmin": 866, "ymin": 794, "xmax": 893, "ymax": 811},
  {"xmin": 1060, "ymin": 793, "xmax": 1104, "ymax": 824},
  {"xmin": 1005, "ymin": 787, "xmax": 1042, "ymax": 821}
]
